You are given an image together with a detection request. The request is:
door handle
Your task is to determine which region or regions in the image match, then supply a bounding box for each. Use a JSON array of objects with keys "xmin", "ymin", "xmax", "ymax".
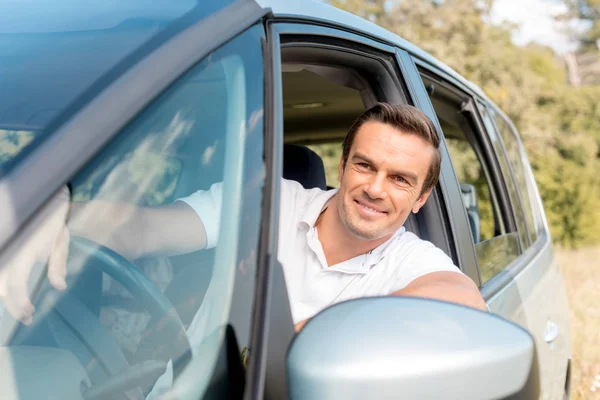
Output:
[{"xmin": 544, "ymin": 320, "xmax": 559, "ymax": 344}]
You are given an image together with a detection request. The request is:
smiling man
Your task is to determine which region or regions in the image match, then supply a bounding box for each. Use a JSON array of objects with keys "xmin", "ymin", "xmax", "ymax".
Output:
[{"xmin": 265, "ymin": 103, "xmax": 486, "ymax": 331}]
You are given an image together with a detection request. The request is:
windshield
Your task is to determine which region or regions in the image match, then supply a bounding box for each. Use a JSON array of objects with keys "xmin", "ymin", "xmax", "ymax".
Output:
[{"xmin": 0, "ymin": 0, "xmax": 235, "ymax": 177}]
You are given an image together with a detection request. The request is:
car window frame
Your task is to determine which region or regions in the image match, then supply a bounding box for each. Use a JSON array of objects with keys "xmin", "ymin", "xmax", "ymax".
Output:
[
  {"xmin": 273, "ymin": 22, "xmax": 463, "ymax": 276},
  {"xmin": 267, "ymin": 21, "xmax": 484, "ymax": 285}
]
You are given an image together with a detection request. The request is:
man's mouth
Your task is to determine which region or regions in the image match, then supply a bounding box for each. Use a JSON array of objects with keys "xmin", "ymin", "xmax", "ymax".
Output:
[{"xmin": 354, "ymin": 199, "xmax": 387, "ymax": 215}]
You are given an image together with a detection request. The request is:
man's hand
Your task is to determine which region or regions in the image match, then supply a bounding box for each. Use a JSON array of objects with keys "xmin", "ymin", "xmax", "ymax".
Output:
[
  {"xmin": 392, "ymin": 271, "xmax": 487, "ymax": 311},
  {"xmin": 294, "ymin": 318, "xmax": 309, "ymax": 332},
  {"xmin": 0, "ymin": 187, "xmax": 70, "ymax": 325}
]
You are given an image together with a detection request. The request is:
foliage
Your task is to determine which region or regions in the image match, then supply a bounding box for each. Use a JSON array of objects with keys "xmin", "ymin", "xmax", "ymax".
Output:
[
  {"xmin": 308, "ymin": 143, "xmax": 343, "ymax": 187},
  {"xmin": 0, "ymin": 129, "xmax": 35, "ymax": 164},
  {"xmin": 564, "ymin": 0, "xmax": 600, "ymax": 52},
  {"xmin": 330, "ymin": 0, "xmax": 600, "ymax": 248}
]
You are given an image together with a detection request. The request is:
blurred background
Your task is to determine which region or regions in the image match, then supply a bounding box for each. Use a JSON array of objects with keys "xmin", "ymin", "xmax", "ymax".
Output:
[{"xmin": 323, "ymin": 0, "xmax": 600, "ymax": 398}]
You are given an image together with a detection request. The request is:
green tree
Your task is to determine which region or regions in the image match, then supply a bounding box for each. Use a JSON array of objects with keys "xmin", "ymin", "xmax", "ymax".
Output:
[{"xmin": 565, "ymin": 0, "xmax": 600, "ymax": 51}]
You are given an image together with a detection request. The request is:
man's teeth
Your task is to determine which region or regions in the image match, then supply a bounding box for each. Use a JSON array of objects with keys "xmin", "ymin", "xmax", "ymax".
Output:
[{"xmin": 359, "ymin": 202, "xmax": 382, "ymax": 213}]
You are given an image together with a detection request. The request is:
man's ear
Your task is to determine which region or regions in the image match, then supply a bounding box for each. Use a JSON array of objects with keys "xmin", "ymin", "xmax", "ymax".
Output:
[
  {"xmin": 412, "ymin": 189, "xmax": 432, "ymax": 213},
  {"xmin": 338, "ymin": 158, "xmax": 345, "ymax": 183}
]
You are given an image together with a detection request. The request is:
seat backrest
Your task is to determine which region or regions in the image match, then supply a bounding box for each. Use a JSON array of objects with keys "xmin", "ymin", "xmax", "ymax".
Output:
[
  {"xmin": 460, "ymin": 182, "xmax": 481, "ymax": 243},
  {"xmin": 283, "ymin": 144, "xmax": 327, "ymax": 190}
]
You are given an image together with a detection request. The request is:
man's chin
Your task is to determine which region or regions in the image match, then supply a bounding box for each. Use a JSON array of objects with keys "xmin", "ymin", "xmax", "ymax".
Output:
[{"xmin": 345, "ymin": 222, "xmax": 389, "ymax": 241}]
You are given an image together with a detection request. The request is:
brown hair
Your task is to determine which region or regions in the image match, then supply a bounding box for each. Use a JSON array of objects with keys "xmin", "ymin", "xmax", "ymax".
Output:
[{"xmin": 341, "ymin": 103, "xmax": 442, "ymax": 195}]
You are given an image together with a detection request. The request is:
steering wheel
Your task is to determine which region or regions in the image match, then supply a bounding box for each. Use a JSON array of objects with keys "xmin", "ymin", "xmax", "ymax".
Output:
[
  {"xmin": 73, "ymin": 237, "xmax": 190, "ymax": 353},
  {"xmin": 14, "ymin": 236, "xmax": 191, "ymax": 399}
]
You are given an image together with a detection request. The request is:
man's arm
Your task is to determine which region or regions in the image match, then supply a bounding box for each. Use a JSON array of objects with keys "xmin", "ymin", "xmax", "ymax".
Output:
[
  {"xmin": 68, "ymin": 201, "xmax": 208, "ymax": 259},
  {"xmin": 391, "ymin": 271, "xmax": 486, "ymax": 310},
  {"xmin": 1, "ymin": 188, "xmax": 211, "ymax": 325},
  {"xmin": 294, "ymin": 271, "xmax": 485, "ymax": 333}
]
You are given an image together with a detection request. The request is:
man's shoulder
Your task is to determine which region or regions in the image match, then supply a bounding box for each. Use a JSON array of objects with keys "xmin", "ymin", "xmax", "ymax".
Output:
[
  {"xmin": 394, "ymin": 229, "xmax": 429, "ymax": 248},
  {"xmin": 281, "ymin": 178, "xmax": 324, "ymax": 194},
  {"xmin": 280, "ymin": 178, "xmax": 334, "ymax": 205}
]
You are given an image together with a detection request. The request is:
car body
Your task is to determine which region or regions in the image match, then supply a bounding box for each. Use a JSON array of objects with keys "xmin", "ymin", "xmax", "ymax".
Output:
[{"xmin": 0, "ymin": 0, "xmax": 571, "ymax": 399}]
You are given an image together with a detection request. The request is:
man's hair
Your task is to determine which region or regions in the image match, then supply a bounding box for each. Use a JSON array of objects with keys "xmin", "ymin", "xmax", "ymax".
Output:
[{"xmin": 341, "ymin": 103, "xmax": 442, "ymax": 195}]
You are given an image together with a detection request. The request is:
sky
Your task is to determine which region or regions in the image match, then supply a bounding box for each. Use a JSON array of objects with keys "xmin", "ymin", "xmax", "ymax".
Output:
[{"xmin": 490, "ymin": 0, "xmax": 589, "ymax": 54}]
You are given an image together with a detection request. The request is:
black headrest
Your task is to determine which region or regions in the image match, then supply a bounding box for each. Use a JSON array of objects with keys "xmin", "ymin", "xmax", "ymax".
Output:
[{"xmin": 283, "ymin": 144, "xmax": 327, "ymax": 190}]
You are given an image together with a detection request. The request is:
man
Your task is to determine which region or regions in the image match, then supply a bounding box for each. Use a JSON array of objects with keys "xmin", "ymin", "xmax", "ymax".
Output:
[
  {"xmin": 0, "ymin": 103, "xmax": 485, "ymax": 331},
  {"xmin": 266, "ymin": 102, "xmax": 486, "ymax": 330}
]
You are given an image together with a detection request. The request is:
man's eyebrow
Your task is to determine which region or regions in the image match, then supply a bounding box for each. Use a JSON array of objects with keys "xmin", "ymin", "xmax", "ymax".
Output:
[
  {"xmin": 352, "ymin": 152, "xmax": 419, "ymax": 184},
  {"xmin": 392, "ymin": 168, "xmax": 419, "ymax": 184},
  {"xmin": 351, "ymin": 153, "xmax": 374, "ymax": 164}
]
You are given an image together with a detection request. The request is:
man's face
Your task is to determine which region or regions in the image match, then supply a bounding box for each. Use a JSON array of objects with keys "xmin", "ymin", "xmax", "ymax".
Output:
[{"xmin": 336, "ymin": 121, "xmax": 435, "ymax": 241}]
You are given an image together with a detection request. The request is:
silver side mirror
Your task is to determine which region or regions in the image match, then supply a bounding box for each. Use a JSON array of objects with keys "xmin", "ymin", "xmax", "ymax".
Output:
[{"xmin": 287, "ymin": 297, "xmax": 539, "ymax": 400}]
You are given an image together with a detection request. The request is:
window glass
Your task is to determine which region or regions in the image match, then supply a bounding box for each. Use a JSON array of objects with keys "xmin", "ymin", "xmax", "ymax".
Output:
[
  {"xmin": 423, "ymin": 80, "xmax": 522, "ymax": 284},
  {"xmin": 490, "ymin": 110, "xmax": 539, "ymax": 245},
  {"xmin": 0, "ymin": 26, "xmax": 264, "ymax": 399},
  {"xmin": 0, "ymin": 0, "xmax": 240, "ymax": 177},
  {"xmin": 477, "ymin": 103, "xmax": 529, "ymax": 248},
  {"xmin": 445, "ymin": 137, "xmax": 497, "ymax": 242},
  {"xmin": 445, "ymin": 133, "xmax": 522, "ymax": 283}
]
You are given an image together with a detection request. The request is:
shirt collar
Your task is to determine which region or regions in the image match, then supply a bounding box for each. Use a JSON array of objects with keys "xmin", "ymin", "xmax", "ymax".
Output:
[
  {"xmin": 329, "ymin": 226, "xmax": 406, "ymax": 275},
  {"xmin": 364, "ymin": 226, "xmax": 406, "ymax": 267},
  {"xmin": 298, "ymin": 188, "xmax": 339, "ymax": 230}
]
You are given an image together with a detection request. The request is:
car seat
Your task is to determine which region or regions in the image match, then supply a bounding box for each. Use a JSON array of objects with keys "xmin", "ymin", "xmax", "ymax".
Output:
[
  {"xmin": 283, "ymin": 144, "xmax": 327, "ymax": 190},
  {"xmin": 460, "ymin": 183, "xmax": 480, "ymax": 243}
]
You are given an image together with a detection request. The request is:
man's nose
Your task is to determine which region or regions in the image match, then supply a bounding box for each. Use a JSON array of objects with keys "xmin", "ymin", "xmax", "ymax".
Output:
[{"xmin": 364, "ymin": 173, "xmax": 388, "ymax": 200}]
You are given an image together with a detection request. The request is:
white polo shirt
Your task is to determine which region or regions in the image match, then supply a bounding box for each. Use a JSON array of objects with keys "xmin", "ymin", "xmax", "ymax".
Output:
[{"xmin": 179, "ymin": 178, "xmax": 462, "ymax": 324}]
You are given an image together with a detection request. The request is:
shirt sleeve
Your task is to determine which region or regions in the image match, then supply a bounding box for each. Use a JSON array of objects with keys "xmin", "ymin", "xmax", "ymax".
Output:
[
  {"xmin": 392, "ymin": 237, "xmax": 463, "ymax": 292},
  {"xmin": 176, "ymin": 182, "xmax": 223, "ymax": 249}
]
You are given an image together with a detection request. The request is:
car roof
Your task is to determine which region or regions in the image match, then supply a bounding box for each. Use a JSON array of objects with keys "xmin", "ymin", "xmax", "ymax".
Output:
[{"xmin": 256, "ymin": 0, "xmax": 489, "ymax": 101}]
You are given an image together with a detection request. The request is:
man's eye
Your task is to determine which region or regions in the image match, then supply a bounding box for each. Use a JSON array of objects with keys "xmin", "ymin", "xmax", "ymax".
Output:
[
  {"xmin": 393, "ymin": 176, "xmax": 407, "ymax": 184},
  {"xmin": 358, "ymin": 163, "xmax": 371, "ymax": 170}
]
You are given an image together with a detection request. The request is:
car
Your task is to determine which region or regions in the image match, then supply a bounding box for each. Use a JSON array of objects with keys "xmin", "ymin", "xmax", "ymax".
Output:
[{"xmin": 0, "ymin": 0, "xmax": 571, "ymax": 399}]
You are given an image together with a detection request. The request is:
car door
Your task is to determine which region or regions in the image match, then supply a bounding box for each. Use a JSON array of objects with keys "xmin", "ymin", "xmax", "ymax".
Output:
[
  {"xmin": 0, "ymin": 2, "xmax": 275, "ymax": 399},
  {"xmin": 405, "ymin": 55, "xmax": 570, "ymax": 399}
]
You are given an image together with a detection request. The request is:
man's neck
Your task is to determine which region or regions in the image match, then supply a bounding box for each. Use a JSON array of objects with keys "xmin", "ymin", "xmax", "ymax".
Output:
[{"xmin": 315, "ymin": 195, "xmax": 392, "ymax": 267}]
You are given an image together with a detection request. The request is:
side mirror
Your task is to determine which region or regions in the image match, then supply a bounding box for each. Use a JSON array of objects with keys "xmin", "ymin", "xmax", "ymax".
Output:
[{"xmin": 287, "ymin": 297, "xmax": 539, "ymax": 400}]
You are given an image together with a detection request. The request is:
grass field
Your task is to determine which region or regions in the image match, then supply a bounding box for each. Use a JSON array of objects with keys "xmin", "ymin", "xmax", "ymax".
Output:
[{"xmin": 556, "ymin": 247, "xmax": 600, "ymax": 399}]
